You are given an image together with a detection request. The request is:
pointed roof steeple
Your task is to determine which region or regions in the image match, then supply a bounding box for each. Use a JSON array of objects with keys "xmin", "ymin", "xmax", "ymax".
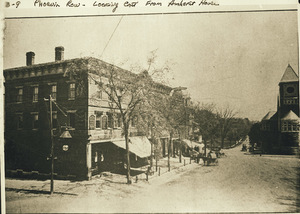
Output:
[
  {"xmin": 279, "ymin": 64, "xmax": 299, "ymax": 84},
  {"xmin": 261, "ymin": 111, "xmax": 277, "ymax": 121}
]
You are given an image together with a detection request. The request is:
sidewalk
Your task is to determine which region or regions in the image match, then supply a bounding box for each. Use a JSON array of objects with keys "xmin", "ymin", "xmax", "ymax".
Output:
[{"xmin": 5, "ymin": 156, "xmax": 201, "ymax": 199}]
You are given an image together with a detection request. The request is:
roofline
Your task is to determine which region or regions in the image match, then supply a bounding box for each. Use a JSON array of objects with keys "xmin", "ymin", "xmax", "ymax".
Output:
[
  {"xmin": 287, "ymin": 64, "xmax": 299, "ymax": 77},
  {"xmin": 261, "ymin": 111, "xmax": 277, "ymax": 121},
  {"xmin": 4, "ymin": 57, "xmax": 95, "ymax": 72},
  {"xmin": 4, "ymin": 56, "xmax": 140, "ymax": 77},
  {"xmin": 278, "ymin": 80, "xmax": 299, "ymax": 85},
  {"xmin": 4, "ymin": 57, "xmax": 175, "ymax": 90},
  {"xmin": 279, "ymin": 64, "xmax": 299, "ymax": 84}
]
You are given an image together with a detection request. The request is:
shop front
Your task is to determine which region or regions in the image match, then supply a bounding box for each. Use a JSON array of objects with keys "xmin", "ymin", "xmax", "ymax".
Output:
[{"xmin": 87, "ymin": 136, "xmax": 151, "ymax": 179}]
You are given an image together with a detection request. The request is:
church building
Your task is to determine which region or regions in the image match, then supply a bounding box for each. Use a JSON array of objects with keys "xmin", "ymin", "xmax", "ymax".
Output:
[{"xmin": 260, "ymin": 65, "xmax": 299, "ymax": 154}]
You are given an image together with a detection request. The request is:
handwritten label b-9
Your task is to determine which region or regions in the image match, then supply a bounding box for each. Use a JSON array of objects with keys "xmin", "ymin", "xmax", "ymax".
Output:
[{"xmin": 5, "ymin": 1, "xmax": 21, "ymax": 8}]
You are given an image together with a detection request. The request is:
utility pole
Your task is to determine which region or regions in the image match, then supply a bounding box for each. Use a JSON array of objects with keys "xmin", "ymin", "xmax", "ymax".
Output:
[
  {"xmin": 168, "ymin": 87, "xmax": 187, "ymax": 171},
  {"xmin": 45, "ymin": 95, "xmax": 54, "ymax": 195}
]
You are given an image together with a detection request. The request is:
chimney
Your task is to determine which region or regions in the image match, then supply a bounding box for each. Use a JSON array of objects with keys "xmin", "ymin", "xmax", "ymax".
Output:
[
  {"xmin": 26, "ymin": 52, "xmax": 35, "ymax": 66},
  {"xmin": 55, "ymin": 46, "xmax": 64, "ymax": 61}
]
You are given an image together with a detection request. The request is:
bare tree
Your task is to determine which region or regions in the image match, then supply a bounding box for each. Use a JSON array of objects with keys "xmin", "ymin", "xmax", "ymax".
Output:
[
  {"xmin": 132, "ymin": 50, "xmax": 180, "ymax": 170},
  {"xmin": 146, "ymin": 87, "xmax": 187, "ymax": 170},
  {"xmin": 92, "ymin": 65, "xmax": 147, "ymax": 184},
  {"xmin": 135, "ymin": 101, "xmax": 167, "ymax": 168},
  {"xmin": 65, "ymin": 53, "xmax": 176, "ymax": 183},
  {"xmin": 65, "ymin": 58, "xmax": 148, "ymax": 184},
  {"xmin": 216, "ymin": 106, "xmax": 237, "ymax": 148}
]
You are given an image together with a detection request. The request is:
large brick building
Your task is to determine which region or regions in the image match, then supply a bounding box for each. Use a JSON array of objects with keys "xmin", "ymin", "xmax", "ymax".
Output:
[
  {"xmin": 4, "ymin": 47, "xmax": 170, "ymax": 179},
  {"xmin": 260, "ymin": 65, "xmax": 299, "ymax": 154}
]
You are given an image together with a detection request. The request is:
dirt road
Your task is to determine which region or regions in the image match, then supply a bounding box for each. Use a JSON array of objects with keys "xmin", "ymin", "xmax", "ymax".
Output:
[
  {"xmin": 131, "ymin": 146, "xmax": 300, "ymax": 213},
  {"xmin": 6, "ymin": 145, "xmax": 300, "ymax": 213}
]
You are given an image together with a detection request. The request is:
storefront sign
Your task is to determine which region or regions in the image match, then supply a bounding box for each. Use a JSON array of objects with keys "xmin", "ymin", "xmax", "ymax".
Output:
[{"xmin": 62, "ymin": 145, "xmax": 69, "ymax": 151}]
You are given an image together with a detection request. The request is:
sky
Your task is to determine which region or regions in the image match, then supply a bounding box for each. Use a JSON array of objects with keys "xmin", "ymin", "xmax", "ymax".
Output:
[{"xmin": 3, "ymin": 9, "xmax": 298, "ymax": 121}]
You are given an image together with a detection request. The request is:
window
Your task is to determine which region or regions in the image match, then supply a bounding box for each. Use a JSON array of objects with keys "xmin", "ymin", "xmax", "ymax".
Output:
[
  {"xmin": 107, "ymin": 113, "xmax": 113, "ymax": 129},
  {"xmin": 108, "ymin": 87, "xmax": 113, "ymax": 102},
  {"xmin": 69, "ymin": 83, "xmax": 75, "ymax": 100},
  {"xmin": 17, "ymin": 114, "xmax": 23, "ymax": 129},
  {"xmin": 118, "ymin": 114, "xmax": 122, "ymax": 128},
  {"xmin": 17, "ymin": 87, "xmax": 23, "ymax": 103},
  {"xmin": 98, "ymin": 90, "xmax": 102, "ymax": 100},
  {"xmin": 284, "ymin": 99, "xmax": 297, "ymax": 105},
  {"xmin": 281, "ymin": 122, "xmax": 288, "ymax": 132},
  {"xmin": 50, "ymin": 84, "xmax": 57, "ymax": 100},
  {"xmin": 281, "ymin": 122, "xmax": 298, "ymax": 132},
  {"xmin": 102, "ymin": 115, "xmax": 108, "ymax": 130},
  {"xmin": 114, "ymin": 115, "xmax": 119, "ymax": 129},
  {"xmin": 33, "ymin": 86, "xmax": 39, "ymax": 102},
  {"xmin": 287, "ymin": 124, "xmax": 291, "ymax": 131},
  {"xmin": 95, "ymin": 111, "xmax": 102, "ymax": 129},
  {"xmin": 89, "ymin": 115, "xmax": 96, "ymax": 130},
  {"xmin": 131, "ymin": 116, "xmax": 138, "ymax": 127},
  {"xmin": 108, "ymin": 94, "xmax": 113, "ymax": 102},
  {"xmin": 32, "ymin": 113, "xmax": 39, "ymax": 129},
  {"xmin": 68, "ymin": 112, "xmax": 75, "ymax": 129}
]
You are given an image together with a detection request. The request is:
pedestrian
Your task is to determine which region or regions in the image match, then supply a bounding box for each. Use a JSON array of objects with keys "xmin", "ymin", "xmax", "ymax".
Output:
[{"xmin": 208, "ymin": 151, "xmax": 212, "ymax": 158}]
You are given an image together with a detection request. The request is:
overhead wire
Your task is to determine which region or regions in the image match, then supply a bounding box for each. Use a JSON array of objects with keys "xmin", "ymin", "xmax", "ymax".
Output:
[{"xmin": 100, "ymin": 16, "xmax": 124, "ymax": 59}]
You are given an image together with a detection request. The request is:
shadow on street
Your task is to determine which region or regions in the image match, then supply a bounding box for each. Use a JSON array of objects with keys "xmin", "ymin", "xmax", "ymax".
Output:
[
  {"xmin": 277, "ymin": 166, "xmax": 300, "ymax": 212},
  {"xmin": 5, "ymin": 187, "xmax": 78, "ymax": 196}
]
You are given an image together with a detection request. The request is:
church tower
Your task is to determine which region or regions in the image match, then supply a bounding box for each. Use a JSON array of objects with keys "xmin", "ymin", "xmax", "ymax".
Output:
[
  {"xmin": 278, "ymin": 64, "xmax": 299, "ymax": 116},
  {"xmin": 277, "ymin": 64, "xmax": 299, "ymax": 153}
]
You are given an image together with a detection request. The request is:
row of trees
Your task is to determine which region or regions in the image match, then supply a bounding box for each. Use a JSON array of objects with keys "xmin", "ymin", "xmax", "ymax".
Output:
[{"xmin": 191, "ymin": 103, "xmax": 252, "ymax": 149}]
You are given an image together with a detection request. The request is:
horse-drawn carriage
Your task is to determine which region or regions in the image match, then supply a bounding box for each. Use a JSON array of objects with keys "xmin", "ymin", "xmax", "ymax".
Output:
[
  {"xmin": 189, "ymin": 150, "xmax": 219, "ymax": 166},
  {"xmin": 201, "ymin": 154, "xmax": 218, "ymax": 166},
  {"xmin": 241, "ymin": 144, "xmax": 247, "ymax": 152}
]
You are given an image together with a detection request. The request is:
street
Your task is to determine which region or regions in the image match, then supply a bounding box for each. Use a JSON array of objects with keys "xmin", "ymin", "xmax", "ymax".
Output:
[{"xmin": 6, "ymin": 144, "xmax": 300, "ymax": 213}]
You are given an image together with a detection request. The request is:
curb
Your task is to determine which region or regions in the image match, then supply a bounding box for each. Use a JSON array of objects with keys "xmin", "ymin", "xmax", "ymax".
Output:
[{"xmin": 143, "ymin": 161, "xmax": 201, "ymax": 183}]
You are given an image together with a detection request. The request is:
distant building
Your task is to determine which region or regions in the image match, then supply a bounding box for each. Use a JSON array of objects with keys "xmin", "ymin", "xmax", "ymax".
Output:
[{"xmin": 260, "ymin": 65, "xmax": 299, "ymax": 154}]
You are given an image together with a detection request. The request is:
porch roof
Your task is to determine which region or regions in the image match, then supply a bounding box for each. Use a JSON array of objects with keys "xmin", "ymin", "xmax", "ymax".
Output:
[
  {"xmin": 182, "ymin": 139, "xmax": 204, "ymax": 149},
  {"xmin": 281, "ymin": 110, "xmax": 300, "ymax": 121},
  {"xmin": 113, "ymin": 136, "xmax": 151, "ymax": 158},
  {"xmin": 90, "ymin": 136, "xmax": 151, "ymax": 158}
]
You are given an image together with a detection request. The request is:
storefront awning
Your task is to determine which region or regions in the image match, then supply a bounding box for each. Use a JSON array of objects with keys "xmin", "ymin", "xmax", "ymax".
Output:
[
  {"xmin": 112, "ymin": 136, "xmax": 151, "ymax": 158},
  {"xmin": 182, "ymin": 139, "xmax": 204, "ymax": 149}
]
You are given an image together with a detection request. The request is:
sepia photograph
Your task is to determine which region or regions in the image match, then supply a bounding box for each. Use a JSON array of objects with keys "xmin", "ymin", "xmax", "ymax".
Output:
[{"xmin": 2, "ymin": 1, "xmax": 300, "ymax": 213}]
